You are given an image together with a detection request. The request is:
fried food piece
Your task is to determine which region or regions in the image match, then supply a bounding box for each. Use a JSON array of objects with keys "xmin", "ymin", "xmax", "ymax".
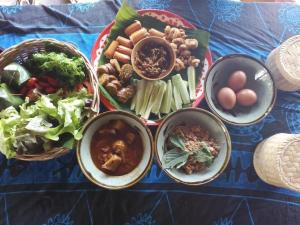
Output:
[
  {"xmin": 99, "ymin": 74, "xmax": 109, "ymax": 86},
  {"xmin": 119, "ymin": 64, "xmax": 133, "ymax": 83},
  {"xmin": 170, "ymin": 42, "xmax": 178, "ymax": 54},
  {"xmin": 97, "ymin": 63, "xmax": 116, "ymax": 75},
  {"xmin": 113, "ymin": 51, "xmax": 131, "ymax": 64},
  {"xmin": 178, "ymin": 44, "xmax": 187, "ymax": 51},
  {"xmin": 116, "ymin": 45, "xmax": 132, "ymax": 57},
  {"xmin": 99, "ymin": 74, "xmax": 117, "ymax": 86},
  {"xmin": 164, "ymin": 26, "xmax": 186, "ymax": 40},
  {"xmin": 174, "ymin": 58, "xmax": 185, "ymax": 71},
  {"xmin": 116, "ymin": 36, "xmax": 133, "ymax": 48},
  {"xmin": 180, "ymin": 50, "xmax": 192, "ymax": 57},
  {"xmin": 149, "ymin": 28, "xmax": 164, "ymax": 38},
  {"xmin": 110, "ymin": 59, "xmax": 121, "ymax": 73},
  {"xmin": 130, "ymin": 28, "xmax": 149, "ymax": 45},
  {"xmin": 117, "ymin": 85, "xmax": 136, "ymax": 104},
  {"xmin": 172, "ymin": 37, "xmax": 185, "ymax": 45},
  {"xmin": 106, "ymin": 80, "xmax": 122, "ymax": 96},
  {"xmin": 188, "ymin": 57, "xmax": 201, "ymax": 67},
  {"xmin": 104, "ymin": 40, "xmax": 119, "ymax": 59},
  {"xmin": 102, "ymin": 154, "xmax": 122, "ymax": 172},
  {"xmin": 125, "ymin": 20, "xmax": 142, "ymax": 36},
  {"xmin": 185, "ymin": 39, "xmax": 198, "ymax": 49},
  {"xmin": 163, "ymin": 25, "xmax": 200, "ymax": 70}
]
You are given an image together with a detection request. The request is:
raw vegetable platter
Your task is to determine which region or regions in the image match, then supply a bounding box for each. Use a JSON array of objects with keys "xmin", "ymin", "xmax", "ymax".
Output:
[
  {"xmin": 91, "ymin": 3, "xmax": 212, "ymax": 125},
  {"xmin": 0, "ymin": 40, "xmax": 97, "ymax": 159}
]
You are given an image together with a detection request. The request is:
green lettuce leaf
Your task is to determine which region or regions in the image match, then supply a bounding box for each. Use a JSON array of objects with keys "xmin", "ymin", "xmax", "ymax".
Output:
[
  {"xmin": 25, "ymin": 115, "xmax": 53, "ymax": 134},
  {"xmin": 0, "ymin": 89, "xmax": 89, "ymax": 158},
  {"xmin": 0, "ymin": 107, "xmax": 21, "ymax": 158},
  {"xmin": 0, "ymin": 121, "xmax": 16, "ymax": 158},
  {"xmin": 44, "ymin": 89, "xmax": 88, "ymax": 141},
  {"xmin": 19, "ymin": 98, "xmax": 39, "ymax": 118},
  {"xmin": 0, "ymin": 83, "xmax": 24, "ymax": 111},
  {"xmin": 36, "ymin": 95, "xmax": 59, "ymax": 119}
]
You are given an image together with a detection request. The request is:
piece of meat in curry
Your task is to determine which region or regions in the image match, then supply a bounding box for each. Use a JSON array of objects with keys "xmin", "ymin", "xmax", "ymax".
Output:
[{"xmin": 90, "ymin": 119, "xmax": 143, "ymax": 176}]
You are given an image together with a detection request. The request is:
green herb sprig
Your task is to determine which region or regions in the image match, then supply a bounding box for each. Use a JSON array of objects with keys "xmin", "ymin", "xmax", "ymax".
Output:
[{"xmin": 163, "ymin": 135, "xmax": 214, "ymax": 169}]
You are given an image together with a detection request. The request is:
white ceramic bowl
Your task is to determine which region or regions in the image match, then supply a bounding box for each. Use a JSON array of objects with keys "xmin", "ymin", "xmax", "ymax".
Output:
[
  {"xmin": 77, "ymin": 111, "xmax": 154, "ymax": 190},
  {"xmin": 155, "ymin": 108, "xmax": 231, "ymax": 185},
  {"xmin": 205, "ymin": 54, "xmax": 276, "ymax": 126}
]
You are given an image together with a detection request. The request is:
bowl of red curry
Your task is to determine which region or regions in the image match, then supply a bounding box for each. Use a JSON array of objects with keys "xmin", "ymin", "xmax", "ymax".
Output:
[
  {"xmin": 77, "ymin": 111, "xmax": 154, "ymax": 190},
  {"xmin": 155, "ymin": 108, "xmax": 231, "ymax": 185},
  {"xmin": 131, "ymin": 36, "xmax": 176, "ymax": 80}
]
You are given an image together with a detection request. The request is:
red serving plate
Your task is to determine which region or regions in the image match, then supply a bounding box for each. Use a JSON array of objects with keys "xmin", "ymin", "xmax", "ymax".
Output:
[{"xmin": 91, "ymin": 9, "xmax": 213, "ymax": 126}]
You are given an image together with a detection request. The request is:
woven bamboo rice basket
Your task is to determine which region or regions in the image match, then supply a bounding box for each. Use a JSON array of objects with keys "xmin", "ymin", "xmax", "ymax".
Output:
[
  {"xmin": 253, "ymin": 133, "xmax": 300, "ymax": 192},
  {"xmin": 266, "ymin": 35, "xmax": 300, "ymax": 91},
  {"xmin": 0, "ymin": 38, "xmax": 100, "ymax": 161}
]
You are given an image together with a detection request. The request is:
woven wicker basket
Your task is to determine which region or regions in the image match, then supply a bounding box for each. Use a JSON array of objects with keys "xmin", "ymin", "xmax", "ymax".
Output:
[
  {"xmin": 0, "ymin": 38, "xmax": 100, "ymax": 161},
  {"xmin": 253, "ymin": 133, "xmax": 300, "ymax": 192},
  {"xmin": 266, "ymin": 35, "xmax": 300, "ymax": 91}
]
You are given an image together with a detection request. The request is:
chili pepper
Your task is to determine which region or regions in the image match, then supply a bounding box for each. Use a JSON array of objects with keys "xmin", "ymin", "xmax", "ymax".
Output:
[
  {"xmin": 26, "ymin": 77, "xmax": 37, "ymax": 88},
  {"xmin": 75, "ymin": 83, "xmax": 84, "ymax": 92},
  {"xmin": 26, "ymin": 88, "xmax": 39, "ymax": 102},
  {"xmin": 39, "ymin": 76, "xmax": 47, "ymax": 81},
  {"xmin": 83, "ymin": 80, "xmax": 94, "ymax": 94},
  {"xmin": 45, "ymin": 87, "xmax": 57, "ymax": 94},
  {"xmin": 20, "ymin": 86, "xmax": 29, "ymax": 96},
  {"xmin": 38, "ymin": 81, "xmax": 50, "ymax": 88},
  {"xmin": 44, "ymin": 76, "xmax": 59, "ymax": 87},
  {"xmin": 35, "ymin": 83, "xmax": 42, "ymax": 90}
]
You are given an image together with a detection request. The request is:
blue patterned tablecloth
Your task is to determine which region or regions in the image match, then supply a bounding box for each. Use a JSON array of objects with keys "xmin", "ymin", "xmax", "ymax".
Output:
[{"xmin": 0, "ymin": 1, "xmax": 300, "ymax": 225}]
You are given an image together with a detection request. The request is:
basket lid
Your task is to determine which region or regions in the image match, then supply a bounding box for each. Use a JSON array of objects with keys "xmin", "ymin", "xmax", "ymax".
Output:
[
  {"xmin": 279, "ymin": 135, "xmax": 300, "ymax": 191},
  {"xmin": 277, "ymin": 35, "xmax": 300, "ymax": 84}
]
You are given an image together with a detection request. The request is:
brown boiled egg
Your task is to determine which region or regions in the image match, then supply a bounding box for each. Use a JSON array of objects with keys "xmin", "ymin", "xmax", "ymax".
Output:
[
  {"xmin": 236, "ymin": 89, "xmax": 257, "ymax": 106},
  {"xmin": 217, "ymin": 87, "xmax": 236, "ymax": 110},
  {"xmin": 228, "ymin": 70, "xmax": 247, "ymax": 92}
]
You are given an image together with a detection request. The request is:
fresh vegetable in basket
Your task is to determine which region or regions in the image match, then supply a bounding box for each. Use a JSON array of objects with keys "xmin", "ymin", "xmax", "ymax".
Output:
[
  {"xmin": 0, "ymin": 89, "xmax": 90, "ymax": 158},
  {"xmin": 0, "ymin": 83, "xmax": 24, "ymax": 110},
  {"xmin": 1, "ymin": 63, "xmax": 31, "ymax": 88},
  {"xmin": 27, "ymin": 52, "xmax": 86, "ymax": 86}
]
